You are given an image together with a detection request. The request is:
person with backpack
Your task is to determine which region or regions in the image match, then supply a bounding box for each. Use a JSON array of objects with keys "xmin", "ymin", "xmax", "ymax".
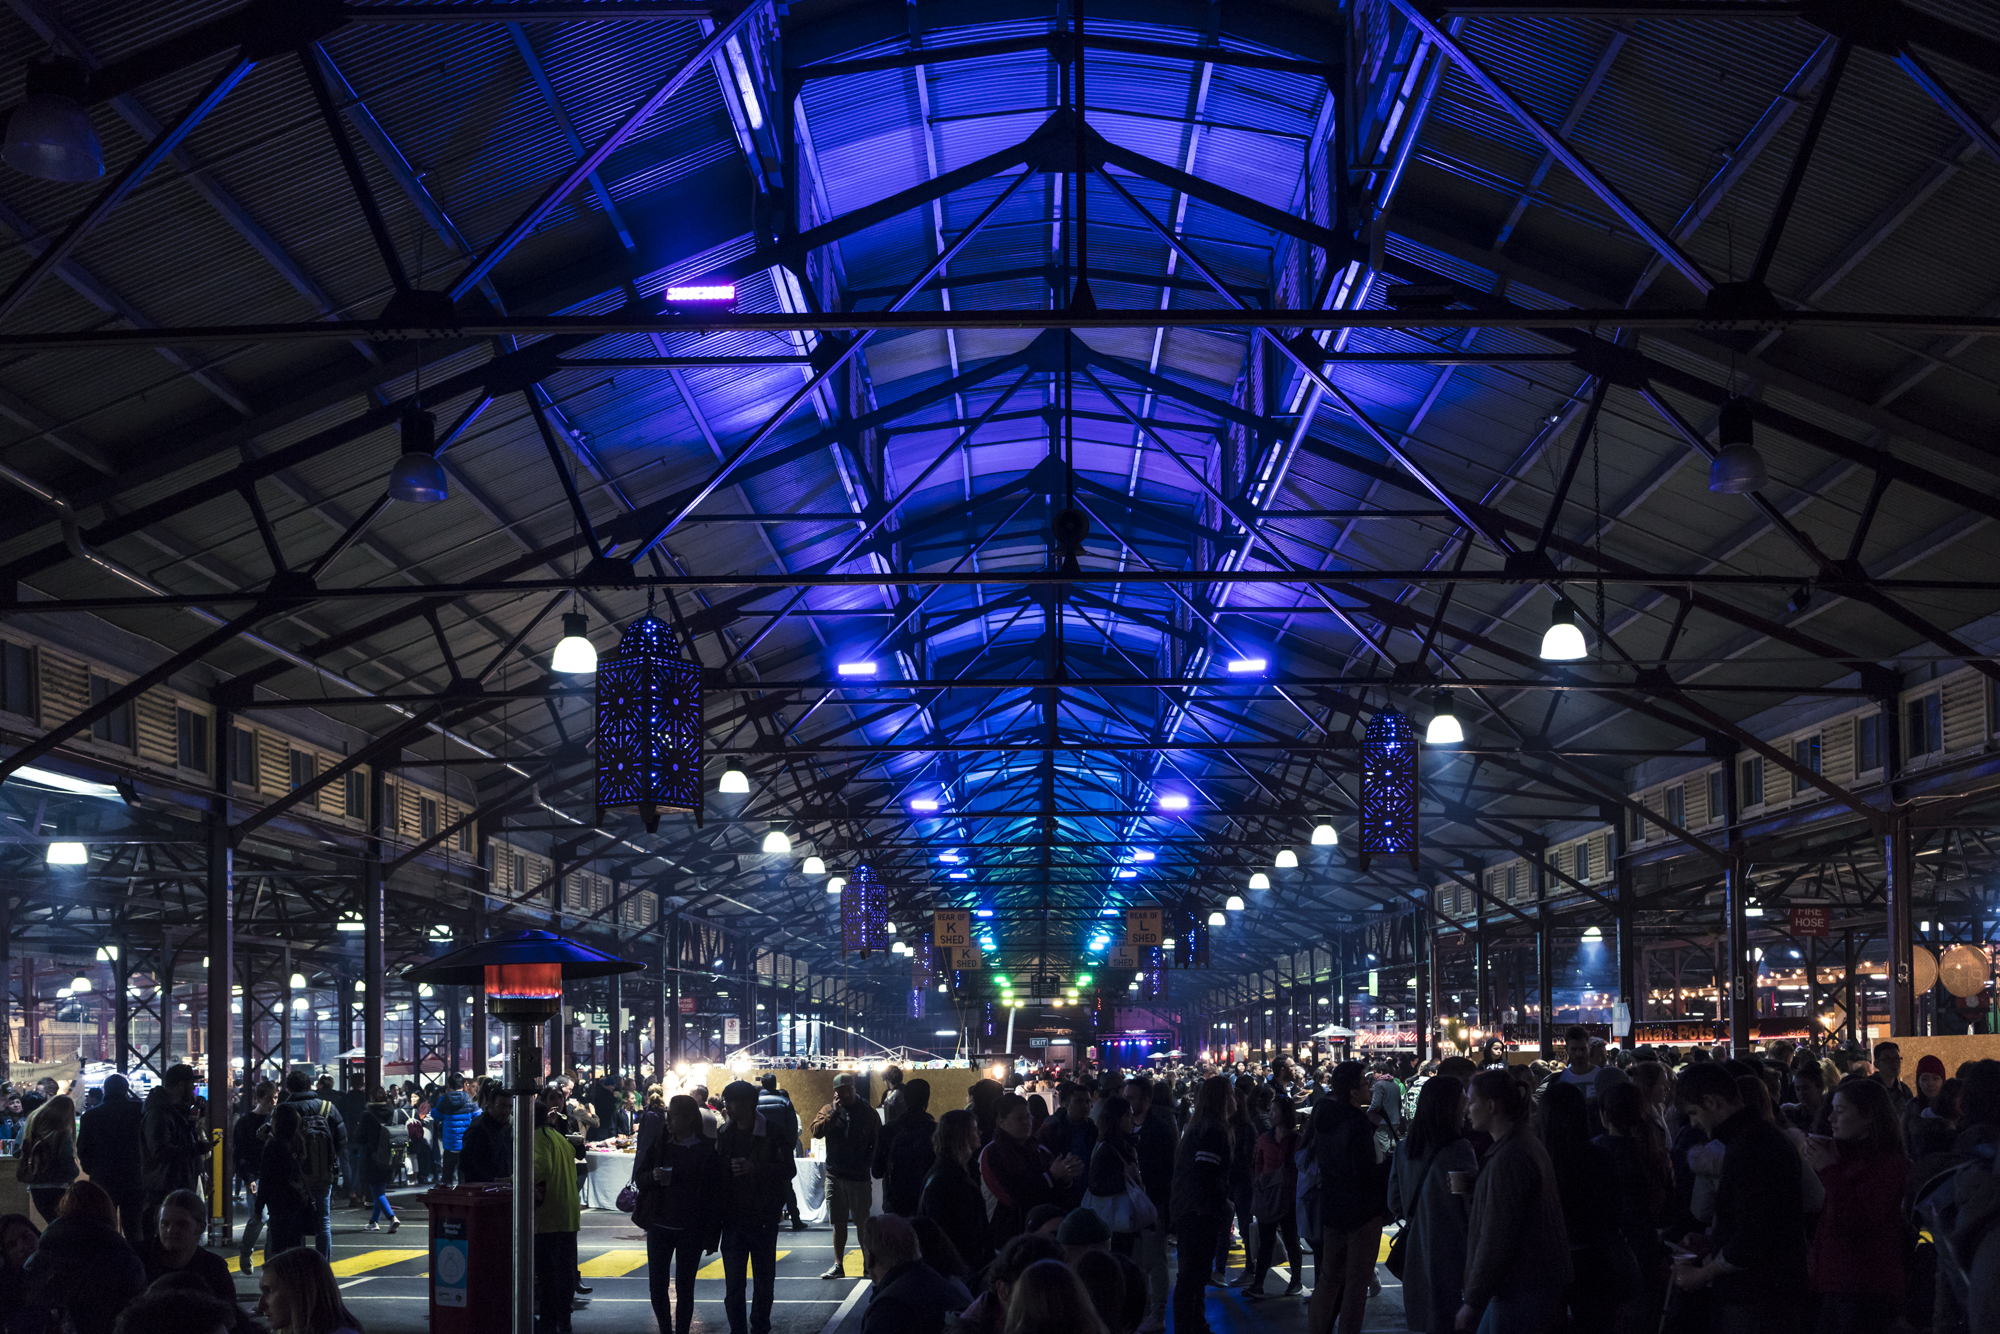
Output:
[
  {"xmin": 16, "ymin": 1094, "xmax": 78, "ymax": 1225},
  {"xmin": 77, "ymin": 1075, "xmax": 144, "ymax": 1239},
  {"xmin": 140, "ymin": 1067, "xmax": 205, "ymax": 1248},
  {"xmin": 258, "ymin": 1103, "xmax": 319, "ymax": 1258},
  {"xmin": 873, "ymin": 1079, "xmax": 937, "ymax": 1216},
  {"xmin": 432, "ymin": 1076, "xmax": 477, "ymax": 1188},
  {"xmin": 277, "ymin": 1069, "xmax": 345, "ymax": 1260},
  {"xmin": 358, "ymin": 1091, "xmax": 403, "ymax": 1233}
]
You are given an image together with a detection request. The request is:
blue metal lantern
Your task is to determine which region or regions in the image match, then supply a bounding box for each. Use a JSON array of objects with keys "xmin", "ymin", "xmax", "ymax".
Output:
[
  {"xmin": 594, "ymin": 615, "xmax": 702, "ymax": 832},
  {"xmin": 841, "ymin": 863, "xmax": 888, "ymax": 958},
  {"xmin": 1359, "ymin": 710, "xmax": 1420, "ymax": 872}
]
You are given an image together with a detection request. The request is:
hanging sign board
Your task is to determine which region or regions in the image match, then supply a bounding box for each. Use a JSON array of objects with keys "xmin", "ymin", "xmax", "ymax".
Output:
[
  {"xmin": 678, "ymin": 997, "xmax": 697, "ymax": 1014},
  {"xmin": 1611, "ymin": 1002, "xmax": 1631, "ymax": 1037},
  {"xmin": 1125, "ymin": 909, "xmax": 1163, "ymax": 946},
  {"xmin": 724, "ymin": 1017, "xmax": 741, "ymax": 1045},
  {"xmin": 1790, "ymin": 906, "xmax": 1830, "ymax": 937},
  {"xmin": 1109, "ymin": 945, "xmax": 1140, "ymax": 968},
  {"xmin": 955, "ymin": 946, "xmax": 983, "ymax": 970},
  {"xmin": 934, "ymin": 910, "xmax": 971, "ymax": 950}
]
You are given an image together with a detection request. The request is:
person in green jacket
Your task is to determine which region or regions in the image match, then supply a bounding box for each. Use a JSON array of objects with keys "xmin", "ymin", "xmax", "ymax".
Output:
[{"xmin": 533, "ymin": 1094, "xmax": 581, "ymax": 1334}]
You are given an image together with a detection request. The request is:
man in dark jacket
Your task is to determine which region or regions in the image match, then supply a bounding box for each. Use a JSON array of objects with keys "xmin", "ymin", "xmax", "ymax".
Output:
[
  {"xmin": 78, "ymin": 1072, "xmax": 145, "ymax": 1239},
  {"xmin": 1307, "ymin": 1061, "xmax": 1387, "ymax": 1334},
  {"xmin": 860, "ymin": 1213, "xmax": 968, "ymax": 1334},
  {"xmin": 1036, "ymin": 1083, "xmax": 1097, "ymax": 1209},
  {"xmin": 757, "ymin": 1075, "xmax": 806, "ymax": 1230},
  {"xmin": 718, "ymin": 1080, "xmax": 798, "ymax": 1334},
  {"xmin": 230, "ymin": 1080, "xmax": 275, "ymax": 1268},
  {"xmin": 140, "ymin": 1065, "xmax": 208, "ymax": 1246},
  {"xmin": 280, "ymin": 1069, "xmax": 347, "ymax": 1258},
  {"xmin": 1670, "ymin": 1062, "xmax": 1809, "ymax": 1329},
  {"xmin": 432, "ymin": 1076, "xmax": 478, "ymax": 1188},
  {"xmin": 811, "ymin": 1074, "xmax": 880, "ymax": 1279},
  {"xmin": 458, "ymin": 1081, "xmax": 513, "ymax": 1184},
  {"xmin": 872, "ymin": 1079, "xmax": 936, "ymax": 1216}
]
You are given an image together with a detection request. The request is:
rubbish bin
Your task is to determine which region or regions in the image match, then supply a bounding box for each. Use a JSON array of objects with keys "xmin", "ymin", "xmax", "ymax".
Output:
[{"xmin": 424, "ymin": 1184, "xmax": 513, "ymax": 1334}]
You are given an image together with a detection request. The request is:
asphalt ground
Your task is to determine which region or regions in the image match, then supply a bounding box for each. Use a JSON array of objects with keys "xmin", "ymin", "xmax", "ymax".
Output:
[{"xmin": 215, "ymin": 1189, "xmax": 1409, "ymax": 1333}]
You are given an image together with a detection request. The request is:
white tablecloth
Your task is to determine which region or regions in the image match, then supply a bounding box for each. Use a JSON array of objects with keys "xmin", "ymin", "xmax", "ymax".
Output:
[{"xmin": 582, "ymin": 1151, "xmax": 634, "ymax": 1211}]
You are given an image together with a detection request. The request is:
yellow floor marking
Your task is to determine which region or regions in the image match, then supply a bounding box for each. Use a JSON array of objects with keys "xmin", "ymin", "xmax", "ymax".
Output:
[
  {"xmin": 1378, "ymin": 1233, "xmax": 1394, "ymax": 1263},
  {"xmin": 231, "ymin": 1252, "xmax": 264, "ymax": 1274},
  {"xmin": 580, "ymin": 1250, "xmax": 652, "ymax": 1278},
  {"xmin": 695, "ymin": 1249, "xmax": 792, "ymax": 1280},
  {"xmin": 329, "ymin": 1249, "xmax": 424, "ymax": 1277}
]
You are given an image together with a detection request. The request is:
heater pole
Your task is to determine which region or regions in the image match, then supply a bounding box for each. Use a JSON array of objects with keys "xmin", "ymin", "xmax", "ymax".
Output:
[{"xmin": 511, "ymin": 1021, "xmax": 538, "ymax": 1334}]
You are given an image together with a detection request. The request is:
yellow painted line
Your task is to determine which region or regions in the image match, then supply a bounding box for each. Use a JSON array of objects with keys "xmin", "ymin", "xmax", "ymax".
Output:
[
  {"xmin": 1378, "ymin": 1233, "xmax": 1394, "ymax": 1263},
  {"xmin": 696, "ymin": 1249, "xmax": 791, "ymax": 1280},
  {"xmin": 231, "ymin": 1252, "xmax": 264, "ymax": 1274},
  {"xmin": 580, "ymin": 1250, "xmax": 652, "ymax": 1278},
  {"xmin": 329, "ymin": 1249, "xmax": 424, "ymax": 1277},
  {"xmin": 844, "ymin": 1249, "xmax": 865, "ymax": 1278}
]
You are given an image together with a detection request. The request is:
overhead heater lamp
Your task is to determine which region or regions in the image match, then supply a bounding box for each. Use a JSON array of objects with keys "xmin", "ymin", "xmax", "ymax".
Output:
[
  {"xmin": 3, "ymin": 59, "xmax": 102, "ymax": 182},
  {"xmin": 1708, "ymin": 397, "xmax": 1769, "ymax": 494},
  {"xmin": 387, "ymin": 409, "xmax": 448, "ymax": 503},
  {"xmin": 1540, "ymin": 597, "xmax": 1588, "ymax": 661},
  {"xmin": 550, "ymin": 613, "xmax": 597, "ymax": 674},
  {"xmin": 1426, "ymin": 693, "xmax": 1464, "ymax": 745}
]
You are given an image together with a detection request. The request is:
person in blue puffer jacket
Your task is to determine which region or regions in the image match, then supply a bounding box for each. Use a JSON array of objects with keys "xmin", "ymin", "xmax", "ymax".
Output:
[{"xmin": 432, "ymin": 1076, "xmax": 478, "ymax": 1188}]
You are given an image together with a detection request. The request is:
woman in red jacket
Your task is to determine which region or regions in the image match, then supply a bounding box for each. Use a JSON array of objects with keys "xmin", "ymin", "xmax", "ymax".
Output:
[{"xmin": 1801, "ymin": 1077, "xmax": 1909, "ymax": 1334}]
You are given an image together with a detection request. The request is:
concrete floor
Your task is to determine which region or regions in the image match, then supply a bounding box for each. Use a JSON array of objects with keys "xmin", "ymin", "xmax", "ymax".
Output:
[{"xmin": 216, "ymin": 1189, "xmax": 1409, "ymax": 1334}]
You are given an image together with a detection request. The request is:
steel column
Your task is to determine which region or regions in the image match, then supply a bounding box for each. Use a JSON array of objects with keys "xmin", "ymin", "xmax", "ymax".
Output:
[
  {"xmin": 1534, "ymin": 860, "xmax": 1554, "ymax": 1058},
  {"xmin": 607, "ymin": 966, "xmax": 623, "ymax": 1082},
  {"xmin": 207, "ymin": 706, "xmax": 235, "ymax": 1244},
  {"xmin": 1886, "ymin": 816, "xmax": 1915, "ymax": 1036},
  {"xmin": 1725, "ymin": 859, "xmax": 1753, "ymax": 1054},
  {"xmin": 1615, "ymin": 844, "xmax": 1637, "ymax": 1042},
  {"xmin": 364, "ymin": 767, "xmax": 386, "ymax": 1095}
]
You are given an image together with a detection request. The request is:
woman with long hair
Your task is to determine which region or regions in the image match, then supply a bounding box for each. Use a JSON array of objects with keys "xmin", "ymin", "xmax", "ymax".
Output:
[
  {"xmin": 1457, "ymin": 1069, "xmax": 1570, "ymax": 1333},
  {"xmin": 258, "ymin": 1104, "xmax": 318, "ymax": 1258},
  {"xmin": 1003, "ymin": 1258, "xmax": 1108, "ymax": 1334},
  {"xmin": 22, "ymin": 1182, "xmax": 144, "ymax": 1334},
  {"xmin": 255, "ymin": 1247, "xmax": 362, "ymax": 1334},
  {"xmin": 1244, "ymin": 1095, "xmax": 1302, "ymax": 1300},
  {"xmin": 634, "ymin": 1086, "xmax": 668, "ymax": 1162},
  {"xmin": 1388, "ymin": 1074, "xmax": 1476, "ymax": 1333},
  {"xmin": 1541, "ymin": 1081, "xmax": 1632, "ymax": 1333},
  {"xmin": 13, "ymin": 1097, "xmax": 75, "ymax": 1225},
  {"xmin": 142, "ymin": 1189, "xmax": 241, "ymax": 1315},
  {"xmin": 631, "ymin": 1094, "xmax": 726, "ymax": 1334},
  {"xmin": 921, "ymin": 1109, "xmax": 990, "ymax": 1272},
  {"xmin": 1082, "ymin": 1096, "xmax": 1147, "ymax": 1253},
  {"xmin": 1168, "ymin": 1075, "xmax": 1233, "ymax": 1334},
  {"xmin": 1801, "ymin": 1077, "xmax": 1908, "ymax": 1333},
  {"xmin": 1596, "ymin": 1081, "xmax": 1672, "ymax": 1334}
]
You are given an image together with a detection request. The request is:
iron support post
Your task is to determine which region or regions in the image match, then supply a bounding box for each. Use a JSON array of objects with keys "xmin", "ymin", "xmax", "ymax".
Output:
[
  {"xmin": 509, "ymin": 1020, "xmax": 538, "ymax": 1334},
  {"xmin": 1725, "ymin": 860, "xmax": 1753, "ymax": 1056},
  {"xmin": 1886, "ymin": 815, "xmax": 1915, "ymax": 1036},
  {"xmin": 1615, "ymin": 844, "xmax": 1637, "ymax": 1044},
  {"xmin": 365, "ymin": 767, "xmax": 386, "ymax": 1094},
  {"xmin": 207, "ymin": 707, "xmax": 235, "ymax": 1245},
  {"xmin": 1535, "ymin": 860, "xmax": 1554, "ymax": 1058}
]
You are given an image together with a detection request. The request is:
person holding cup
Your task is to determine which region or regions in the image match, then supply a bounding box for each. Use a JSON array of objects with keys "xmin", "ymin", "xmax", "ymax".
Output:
[
  {"xmin": 1454, "ymin": 1069, "xmax": 1569, "ymax": 1333},
  {"xmin": 632, "ymin": 1095, "xmax": 728, "ymax": 1334},
  {"xmin": 1388, "ymin": 1075, "xmax": 1476, "ymax": 1333}
]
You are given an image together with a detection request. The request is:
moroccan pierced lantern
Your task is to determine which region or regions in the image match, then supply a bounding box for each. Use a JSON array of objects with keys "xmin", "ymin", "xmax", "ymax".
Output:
[
  {"xmin": 594, "ymin": 615, "xmax": 702, "ymax": 832},
  {"xmin": 1359, "ymin": 711, "xmax": 1420, "ymax": 872},
  {"xmin": 842, "ymin": 863, "xmax": 888, "ymax": 958}
]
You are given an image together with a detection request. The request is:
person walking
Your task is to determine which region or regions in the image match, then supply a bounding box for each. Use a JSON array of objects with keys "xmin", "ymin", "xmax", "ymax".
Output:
[
  {"xmin": 357, "ymin": 1092, "xmax": 402, "ymax": 1233},
  {"xmin": 1456, "ymin": 1068, "xmax": 1571, "ymax": 1334},
  {"xmin": 1245, "ymin": 1095, "xmax": 1303, "ymax": 1299},
  {"xmin": 231, "ymin": 1081, "xmax": 277, "ymax": 1267},
  {"xmin": 432, "ymin": 1076, "xmax": 477, "ymax": 1188},
  {"xmin": 15, "ymin": 1094, "xmax": 78, "ymax": 1228},
  {"xmin": 920, "ymin": 1109, "xmax": 991, "ymax": 1275},
  {"xmin": 258, "ymin": 1103, "xmax": 320, "ymax": 1257},
  {"xmin": 1388, "ymin": 1074, "xmax": 1476, "ymax": 1334},
  {"xmin": 1669, "ymin": 1062, "xmax": 1810, "ymax": 1334},
  {"xmin": 276, "ymin": 1070, "xmax": 344, "ymax": 1259},
  {"xmin": 532, "ymin": 1095, "xmax": 582, "ymax": 1334},
  {"xmin": 1542, "ymin": 1080, "xmax": 1632, "ymax": 1332},
  {"xmin": 716, "ymin": 1079, "xmax": 796, "ymax": 1334},
  {"xmin": 1307, "ymin": 1061, "xmax": 1390, "ymax": 1334},
  {"xmin": 77, "ymin": 1075, "xmax": 145, "ymax": 1239},
  {"xmin": 632, "ymin": 1095, "xmax": 726, "ymax": 1334},
  {"xmin": 874, "ymin": 1079, "xmax": 938, "ymax": 1217},
  {"xmin": 1800, "ymin": 1077, "xmax": 1908, "ymax": 1334},
  {"xmin": 1168, "ymin": 1075, "xmax": 1234, "ymax": 1334},
  {"xmin": 812, "ymin": 1074, "xmax": 881, "ymax": 1279}
]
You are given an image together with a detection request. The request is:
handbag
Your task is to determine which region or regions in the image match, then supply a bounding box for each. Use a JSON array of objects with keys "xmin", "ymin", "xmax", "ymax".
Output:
[
  {"xmin": 1384, "ymin": 1227, "xmax": 1409, "ymax": 1280},
  {"xmin": 1082, "ymin": 1179, "xmax": 1159, "ymax": 1233},
  {"xmin": 616, "ymin": 1181, "xmax": 639, "ymax": 1213}
]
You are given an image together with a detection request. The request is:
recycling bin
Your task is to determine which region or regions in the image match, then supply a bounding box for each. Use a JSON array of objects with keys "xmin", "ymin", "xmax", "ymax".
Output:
[{"xmin": 424, "ymin": 1184, "xmax": 514, "ymax": 1334}]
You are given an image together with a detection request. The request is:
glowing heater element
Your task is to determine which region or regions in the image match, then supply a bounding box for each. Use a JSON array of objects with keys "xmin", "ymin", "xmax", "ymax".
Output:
[{"xmin": 484, "ymin": 962, "xmax": 562, "ymax": 1000}]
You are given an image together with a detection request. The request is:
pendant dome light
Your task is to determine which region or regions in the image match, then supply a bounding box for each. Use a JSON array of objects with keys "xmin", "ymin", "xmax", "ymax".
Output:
[
  {"xmin": 1426, "ymin": 692, "xmax": 1464, "ymax": 745},
  {"xmin": 1208, "ymin": 910, "xmax": 1227, "ymax": 927},
  {"xmin": 551, "ymin": 612, "xmax": 597, "ymax": 674},
  {"xmin": 1247, "ymin": 873, "xmax": 1269, "ymax": 891},
  {"xmin": 1274, "ymin": 848, "xmax": 1298, "ymax": 869},
  {"xmin": 70, "ymin": 974, "xmax": 91, "ymax": 994},
  {"xmin": 1540, "ymin": 597, "xmax": 1588, "ymax": 661},
  {"xmin": 3, "ymin": 59, "xmax": 101, "ymax": 182},
  {"xmin": 1311, "ymin": 823, "xmax": 1338, "ymax": 846},
  {"xmin": 802, "ymin": 855, "xmax": 826, "ymax": 876},
  {"xmin": 1707, "ymin": 397, "xmax": 1769, "ymax": 494},
  {"xmin": 387, "ymin": 409, "xmax": 448, "ymax": 503},
  {"xmin": 718, "ymin": 767, "xmax": 749, "ymax": 794},
  {"xmin": 761, "ymin": 829, "xmax": 792, "ymax": 855},
  {"xmin": 1226, "ymin": 894, "xmax": 1247, "ymax": 911}
]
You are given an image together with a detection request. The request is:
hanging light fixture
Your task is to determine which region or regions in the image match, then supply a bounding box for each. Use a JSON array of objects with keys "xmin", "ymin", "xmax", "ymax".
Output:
[
  {"xmin": 761, "ymin": 829, "xmax": 792, "ymax": 855},
  {"xmin": 1358, "ymin": 711, "xmax": 1421, "ymax": 873},
  {"xmin": 387, "ymin": 409, "xmax": 448, "ymax": 503},
  {"xmin": 44, "ymin": 841, "xmax": 85, "ymax": 866},
  {"xmin": 718, "ymin": 767, "xmax": 749, "ymax": 794},
  {"xmin": 826, "ymin": 876, "xmax": 846, "ymax": 894},
  {"xmin": 1426, "ymin": 692, "xmax": 1464, "ymax": 745},
  {"xmin": 1274, "ymin": 849, "xmax": 1298, "ymax": 869},
  {"xmin": 70, "ymin": 975, "xmax": 90, "ymax": 994},
  {"xmin": 1311, "ymin": 823, "xmax": 1338, "ymax": 846},
  {"xmin": 1208, "ymin": 910, "xmax": 1226, "ymax": 927},
  {"xmin": 1708, "ymin": 397, "xmax": 1768, "ymax": 494},
  {"xmin": 289, "ymin": 973, "xmax": 307, "ymax": 990},
  {"xmin": 595, "ymin": 614, "xmax": 702, "ymax": 832},
  {"xmin": 1226, "ymin": 894, "xmax": 1246, "ymax": 911},
  {"xmin": 550, "ymin": 612, "xmax": 597, "ymax": 675},
  {"xmin": 3, "ymin": 59, "xmax": 101, "ymax": 182},
  {"xmin": 802, "ymin": 855, "xmax": 826, "ymax": 876},
  {"xmin": 1247, "ymin": 873, "xmax": 1269, "ymax": 891},
  {"xmin": 1540, "ymin": 597, "xmax": 1587, "ymax": 661}
]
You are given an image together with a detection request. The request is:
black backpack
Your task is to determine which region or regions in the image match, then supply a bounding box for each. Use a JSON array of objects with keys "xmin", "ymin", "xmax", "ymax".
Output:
[{"xmin": 297, "ymin": 1100, "xmax": 338, "ymax": 1189}]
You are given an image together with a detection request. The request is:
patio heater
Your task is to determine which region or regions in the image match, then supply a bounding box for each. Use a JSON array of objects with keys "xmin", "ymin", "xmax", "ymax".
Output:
[{"xmin": 406, "ymin": 931, "xmax": 644, "ymax": 1334}]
